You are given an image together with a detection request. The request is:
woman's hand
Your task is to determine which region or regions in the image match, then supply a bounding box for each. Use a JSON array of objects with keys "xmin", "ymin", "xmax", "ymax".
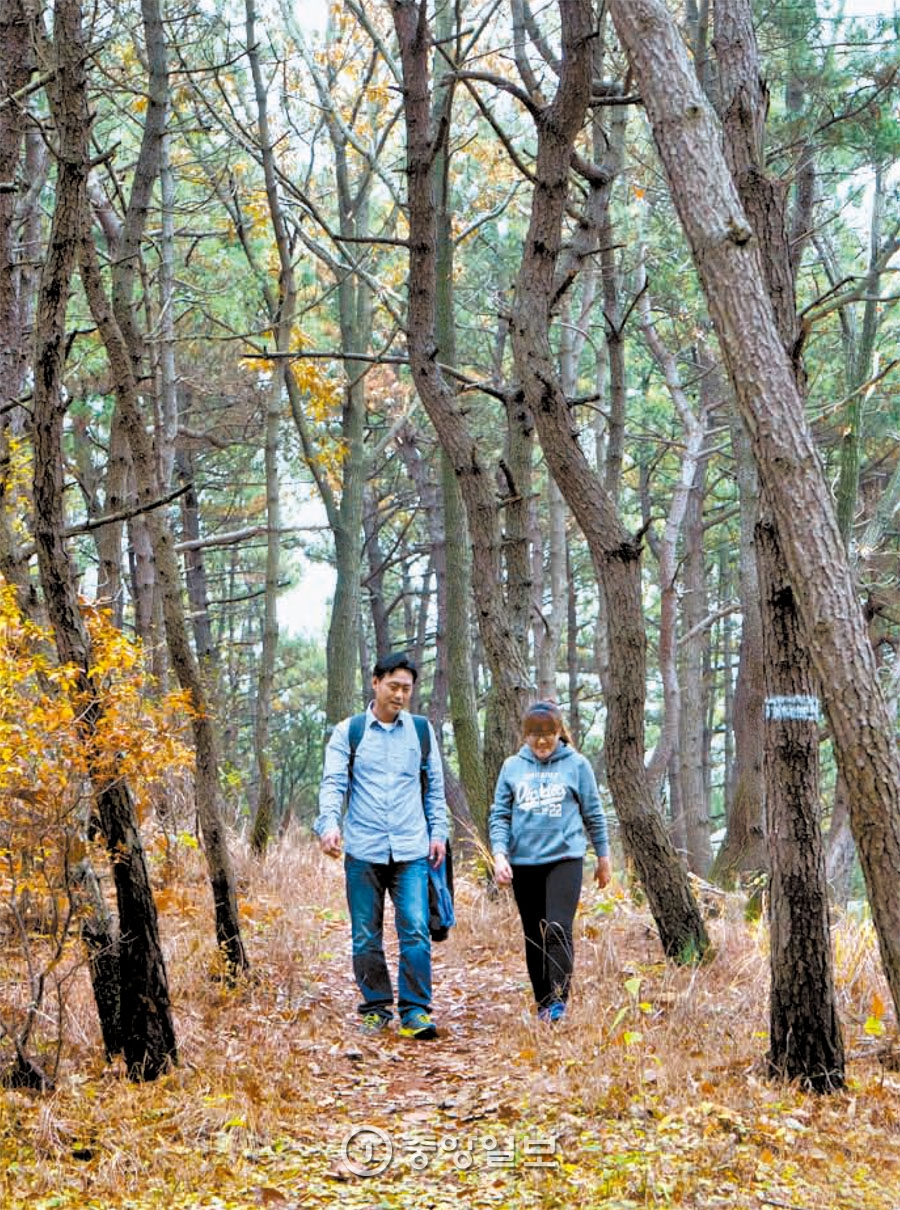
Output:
[
  {"xmin": 594, "ymin": 855, "xmax": 612, "ymax": 889},
  {"xmin": 493, "ymin": 853, "xmax": 513, "ymax": 886}
]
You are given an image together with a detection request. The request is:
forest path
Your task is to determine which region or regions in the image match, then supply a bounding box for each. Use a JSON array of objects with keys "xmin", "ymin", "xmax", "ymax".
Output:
[
  {"xmin": 226, "ymin": 853, "xmax": 900, "ymax": 1210},
  {"xmin": 5, "ymin": 845, "xmax": 900, "ymax": 1210}
]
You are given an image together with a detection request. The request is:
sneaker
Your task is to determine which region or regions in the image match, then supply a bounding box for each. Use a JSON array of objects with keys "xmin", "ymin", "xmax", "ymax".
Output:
[
  {"xmin": 538, "ymin": 1001, "xmax": 566, "ymax": 1024},
  {"xmin": 359, "ymin": 1012, "xmax": 391, "ymax": 1035},
  {"xmin": 399, "ymin": 1010, "xmax": 438, "ymax": 1040}
]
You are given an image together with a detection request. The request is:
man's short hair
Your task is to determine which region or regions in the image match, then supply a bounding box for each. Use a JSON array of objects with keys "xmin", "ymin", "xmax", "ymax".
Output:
[{"xmin": 373, "ymin": 651, "xmax": 418, "ymax": 682}]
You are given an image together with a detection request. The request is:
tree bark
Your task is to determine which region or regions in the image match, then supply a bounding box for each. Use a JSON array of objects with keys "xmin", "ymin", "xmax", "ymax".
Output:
[
  {"xmin": 245, "ymin": 0, "xmax": 290, "ymax": 854},
  {"xmin": 608, "ymin": 0, "xmax": 900, "ymax": 1022},
  {"xmin": 757, "ymin": 517, "xmax": 844, "ymax": 1090},
  {"xmin": 33, "ymin": 0, "xmax": 177, "ymax": 1079},
  {"xmin": 680, "ymin": 457, "xmax": 711, "ymax": 874},
  {"xmin": 391, "ymin": 0, "xmax": 533, "ymax": 793},
  {"xmin": 89, "ymin": 0, "xmax": 248, "ymax": 974},
  {"xmin": 429, "ymin": 14, "xmax": 489, "ymax": 827},
  {"xmin": 0, "ymin": 0, "xmax": 38, "ymax": 609},
  {"xmin": 712, "ymin": 0, "xmax": 844, "ymax": 1088},
  {"xmin": 710, "ymin": 412, "xmax": 766, "ymax": 882},
  {"xmin": 508, "ymin": 0, "xmax": 708, "ymax": 961}
]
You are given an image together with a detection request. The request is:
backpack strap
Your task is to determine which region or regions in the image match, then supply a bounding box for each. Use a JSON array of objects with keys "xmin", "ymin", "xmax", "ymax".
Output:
[
  {"xmin": 412, "ymin": 714, "xmax": 431, "ymax": 802},
  {"xmin": 346, "ymin": 713, "xmax": 367, "ymax": 785}
]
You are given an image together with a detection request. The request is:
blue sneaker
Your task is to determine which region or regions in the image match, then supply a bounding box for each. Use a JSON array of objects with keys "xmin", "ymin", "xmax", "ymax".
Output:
[
  {"xmin": 538, "ymin": 1001, "xmax": 566, "ymax": 1024},
  {"xmin": 399, "ymin": 1010, "xmax": 438, "ymax": 1040}
]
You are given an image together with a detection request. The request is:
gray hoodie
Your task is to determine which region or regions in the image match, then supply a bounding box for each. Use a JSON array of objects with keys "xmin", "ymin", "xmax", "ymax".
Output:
[{"xmin": 489, "ymin": 742, "xmax": 609, "ymax": 865}]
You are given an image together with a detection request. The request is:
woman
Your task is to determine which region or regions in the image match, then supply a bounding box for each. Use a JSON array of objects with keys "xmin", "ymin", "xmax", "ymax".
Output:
[{"xmin": 489, "ymin": 701, "xmax": 611, "ymax": 1023}]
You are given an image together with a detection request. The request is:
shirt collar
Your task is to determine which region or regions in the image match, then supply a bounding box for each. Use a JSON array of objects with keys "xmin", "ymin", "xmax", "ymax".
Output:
[{"xmin": 366, "ymin": 702, "xmax": 407, "ymax": 731}]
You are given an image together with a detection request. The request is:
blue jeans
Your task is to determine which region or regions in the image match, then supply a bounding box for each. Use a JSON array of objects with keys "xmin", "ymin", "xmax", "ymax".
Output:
[{"xmin": 344, "ymin": 854, "xmax": 432, "ymax": 1021}]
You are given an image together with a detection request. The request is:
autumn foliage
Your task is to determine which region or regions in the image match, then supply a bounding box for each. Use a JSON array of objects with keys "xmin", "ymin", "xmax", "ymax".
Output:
[{"xmin": 0, "ymin": 582, "xmax": 193, "ymax": 1086}]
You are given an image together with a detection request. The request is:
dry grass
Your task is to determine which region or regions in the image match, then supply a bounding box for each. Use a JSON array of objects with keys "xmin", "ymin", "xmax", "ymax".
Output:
[{"xmin": 1, "ymin": 828, "xmax": 899, "ymax": 1209}]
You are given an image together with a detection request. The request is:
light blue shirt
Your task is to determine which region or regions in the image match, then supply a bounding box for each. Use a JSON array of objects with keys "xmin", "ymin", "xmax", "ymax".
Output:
[{"xmin": 315, "ymin": 706, "xmax": 449, "ymax": 862}]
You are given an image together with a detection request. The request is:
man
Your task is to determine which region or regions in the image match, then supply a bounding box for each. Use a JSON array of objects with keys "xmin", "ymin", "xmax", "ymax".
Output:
[{"xmin": 315, "ymin": 652, "xmax": 448, "ymax": 1038}]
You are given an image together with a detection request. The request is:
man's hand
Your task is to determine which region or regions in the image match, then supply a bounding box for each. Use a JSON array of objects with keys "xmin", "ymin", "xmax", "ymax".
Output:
[
  {"xmin": 319, "ymin": 828, "xmax": 342, "ymax": 858},
  {"xmin": 493, "ymin": 853, "xmax": 513, "ymax": 886},
  {"xmin": 594, "ymin": 855, "xmax": 612, "ymax": 889},
  {"xmin": 429, "ymin": 839, "xmax": 446, "ymax": 868}
]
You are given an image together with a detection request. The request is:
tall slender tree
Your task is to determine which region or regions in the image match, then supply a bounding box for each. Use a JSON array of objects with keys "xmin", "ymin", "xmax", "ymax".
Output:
[
  {"xmin": 608, "ymin": 0, "xmax": 900, "ymax": 1026},
  {"xmin": 32, "ymin": 0, "xmax": 177, "ymax": 1080},
  {"xmin": 506, "ymin": 0, "xmax": 709, "ymax": 961}
]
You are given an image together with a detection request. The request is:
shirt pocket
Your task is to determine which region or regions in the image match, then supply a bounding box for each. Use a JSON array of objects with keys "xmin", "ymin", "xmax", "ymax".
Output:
[{"xmin": 399, "ymin": 737, "xmax": 424, "ymax": 787}]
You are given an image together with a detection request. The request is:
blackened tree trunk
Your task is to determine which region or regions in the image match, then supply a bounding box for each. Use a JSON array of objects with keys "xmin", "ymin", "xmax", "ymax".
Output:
[
  {"xmin": 33, "ymin": 0, "xmax": 177, "ymax": 1079},
  {"xmin": 757, "ymin": 518, "xmax": 844, "ymax": 1090},
  {"xmin": 714, "ymin": 0, "xmax": 844, "ymax": 1088},
  {"xmin": 608, "ymin": 0, "xmax": 900, "ymax": 1024},
  {"xmin": 508, "ymin": 0, "xmax": 708, "ymax": 961}
]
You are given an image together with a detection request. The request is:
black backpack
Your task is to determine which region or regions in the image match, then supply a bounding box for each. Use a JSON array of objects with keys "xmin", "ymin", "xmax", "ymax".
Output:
[{"xmin": 346, "ymin": 712, "xmax": 455, "ymax": 941}]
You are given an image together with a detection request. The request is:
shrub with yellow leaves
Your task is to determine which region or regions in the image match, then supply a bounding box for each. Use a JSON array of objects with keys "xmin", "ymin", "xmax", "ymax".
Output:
[{"xmin": 0, "ymin": 581, "xmax": 194, "ymax": 1087}]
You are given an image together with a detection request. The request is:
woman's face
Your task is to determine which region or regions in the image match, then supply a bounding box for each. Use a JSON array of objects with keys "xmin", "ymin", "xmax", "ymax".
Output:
[{"xmin": 524, "ymin": 723, "xmax": 561, "ymax": 763}]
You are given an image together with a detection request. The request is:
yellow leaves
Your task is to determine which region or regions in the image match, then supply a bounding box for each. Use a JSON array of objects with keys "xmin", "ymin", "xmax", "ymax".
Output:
[
  {"xmin": 1, "ymin": 434, "xmax": 32, "ymax": 544},
  {"xmin": 240, "ymin": 354, "xmax": 277, "ymax": 374},
  {"xmin": 0, "ymin": 580, "xmax": 194, "ymax": 830},
  {"xmin": 366, "ymin": 82, "xmax": 391, "ymax": 110},
  {"xmin": 864, "ymin": 992, "xmax": 887, "ymax": 1036}
]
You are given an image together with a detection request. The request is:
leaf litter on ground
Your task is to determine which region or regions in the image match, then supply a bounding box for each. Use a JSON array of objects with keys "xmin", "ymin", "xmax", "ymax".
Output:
[{"xmin": 1, "ymin": 829, "xmax": 899, "ymax": 1209}]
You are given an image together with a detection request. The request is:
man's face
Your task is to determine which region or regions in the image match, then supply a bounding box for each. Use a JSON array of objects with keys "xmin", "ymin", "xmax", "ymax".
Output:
[{"xmin": 372, "ymin": 668, "xmax": 415, "ymax": 722}]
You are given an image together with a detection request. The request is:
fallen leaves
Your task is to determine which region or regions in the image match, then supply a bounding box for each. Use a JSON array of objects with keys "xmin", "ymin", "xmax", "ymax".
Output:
[{"xmin": 1, "ymin": 840, "xmax": 899, "ymax": 1209}]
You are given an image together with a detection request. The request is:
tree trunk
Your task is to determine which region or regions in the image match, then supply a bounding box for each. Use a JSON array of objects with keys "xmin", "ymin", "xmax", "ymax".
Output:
[
  {"xmin": 710, "ymin": 413, "xmax": 766, "ymax": 883},
  {"xmin": 70, "ymin": 853, "xmax": 124, "ymax": 1061},
  {"xmin": 429, "ymin": 27, "xmax": 488, "ymax": 823},
  {"xmin": 80, "ymin": 233, "xmax": 249, "ymax": 977},
  {"xmin": 442, "ymin": 451, "xmax": 488, "ymax": 836},
  {"xmin": 391, "ymin": 0, "xmax": 533, "ymax": 793},
  {"xmin": 508, "ymin": 0, "xmax": 708, "ymax": 961},
  {"xmin": 534, "ymin": 476, "xmax": 567, "ymax": 699},
  {"xmin": 33, "ymin": 0, "xmax": 177, "ymax": 1079},
  {"xmin": 245, "ymin": 0, "xmax": 290, "ymax": 854},
  {"xmin": 362, "ymin": 484, "xmax": 392, "ymax": 656},
  {"xmin": 608, "ymin": 0, "xmax": 900, "ymax": 1023},
  {"xmin": 87, "ymin": 0, "xmax": 248, "ymax": 975},
  {"xmin": 680, "ymin": 458, "xmax": 711, "ymax": 874},
  {"xmin": 0, "ymin": 0, "xmax": 36, "ymax": 609},
  {"xmin": 639, "ymin": 266, "xmax": 708, "ymax": 798},
  {"xmin": 757, "ymin": 517, "xmax": 844, "ymax": 1090},
  {"xmin": 712, "ymin": 0, "xmax": 844, "ymax": 1086},
  {"xmin": 826, "ymin": 775, "xmax": 856, "ymax": 906},
  {"xmin": 175, "ymin": 444, "xmax": 217, "ymax": 667}
]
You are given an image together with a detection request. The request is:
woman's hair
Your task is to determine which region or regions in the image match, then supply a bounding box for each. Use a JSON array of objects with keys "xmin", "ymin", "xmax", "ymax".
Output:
[{"xmin": 522, "ymin": 700, "xmax": 572, "ymax": 746}]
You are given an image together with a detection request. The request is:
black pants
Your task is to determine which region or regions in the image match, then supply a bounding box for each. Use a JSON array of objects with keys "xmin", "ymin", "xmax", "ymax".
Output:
[{"xmin": 511, "ymin": 858, "xmax": 583, "ymax": 1010}]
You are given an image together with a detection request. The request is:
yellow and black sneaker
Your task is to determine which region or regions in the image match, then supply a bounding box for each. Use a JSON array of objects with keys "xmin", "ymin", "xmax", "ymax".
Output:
[{"xmin": 399, "ymin": 1010, "xmax": 438, "ymax": 1040}]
